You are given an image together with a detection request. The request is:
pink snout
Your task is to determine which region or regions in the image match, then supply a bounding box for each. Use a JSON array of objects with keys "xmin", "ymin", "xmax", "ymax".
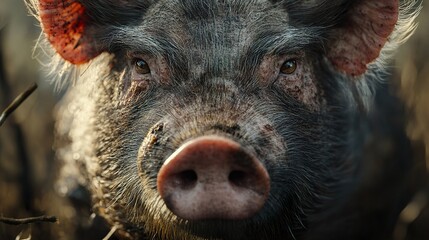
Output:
[{"xmin": 157, "ymin": 135, "xmax": 270, "ymax": 221}]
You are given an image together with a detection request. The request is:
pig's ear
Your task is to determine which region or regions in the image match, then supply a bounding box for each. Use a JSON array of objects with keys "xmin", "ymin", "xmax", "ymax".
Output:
[
  {"xmin": 326, "ymin": 0, "xmax": 399, "ymax": 77},
  {"xmin": 38, "ymin": 0, "xmax": 103, "ymax": 64},
  {"xmin": 38, "ymin": 0, "xmax": 150, "ymax": 65}
]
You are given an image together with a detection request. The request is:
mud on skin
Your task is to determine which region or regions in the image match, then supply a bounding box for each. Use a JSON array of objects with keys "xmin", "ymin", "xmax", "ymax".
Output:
[{"xmin": 29, "ymin": 0, "xmax": 421, "ymax": 239}]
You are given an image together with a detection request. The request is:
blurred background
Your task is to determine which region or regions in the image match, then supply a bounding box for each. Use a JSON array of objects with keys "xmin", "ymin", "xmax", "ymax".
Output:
[{"xmin": 0, "ymin": 0, "xmax": 428, "ymax": 239}]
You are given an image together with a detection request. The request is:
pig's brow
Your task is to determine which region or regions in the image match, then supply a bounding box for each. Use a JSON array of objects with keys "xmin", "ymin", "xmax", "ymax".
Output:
[
  {"xmin": 108, "ymin": 27, "xmax": 181, "ymax": 58},
  {"xmin": 253, "ymin": 27, "xmax": 326, "ymax": 55},
  {"xmin": 239, "ymin": 27, "xmax": 324, "ymax": 73}
]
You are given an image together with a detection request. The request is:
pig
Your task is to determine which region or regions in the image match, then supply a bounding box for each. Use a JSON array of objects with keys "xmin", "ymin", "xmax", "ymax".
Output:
[{"xmin": 27, "ymin": 0, "xmax": 421, "ymax": 239}]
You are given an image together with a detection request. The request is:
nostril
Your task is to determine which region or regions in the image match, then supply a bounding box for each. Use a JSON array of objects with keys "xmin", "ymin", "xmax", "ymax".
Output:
[
  {"xmin": 228, "ymin": 170, "xmax": 248, "ymax": 187},
  {"xmin": 174, "ymin": 170, "xmax": 198, "ymax": 190}
]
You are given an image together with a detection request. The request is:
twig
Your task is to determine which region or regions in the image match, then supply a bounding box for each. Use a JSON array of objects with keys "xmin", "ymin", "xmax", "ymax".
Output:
[
  {"xmin": 0, "ymin": 31, "xmax": 36, "ymax": 211},
  {"xmin": 103, "ymin": 225, "xmax": 118, "ymax": 240},
  {"xmin": 0, "ymin": 83, "xmax": 38, "ymax": 127},
  {"xmin": 0, "ymin": 215, "xmax": 57, "ymax": 225}
]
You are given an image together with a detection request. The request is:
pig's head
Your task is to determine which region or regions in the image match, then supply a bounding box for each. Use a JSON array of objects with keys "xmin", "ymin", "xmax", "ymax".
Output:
[{"xmin": 30, "ymin": 0, "xmax": 419, "ymax": 239}]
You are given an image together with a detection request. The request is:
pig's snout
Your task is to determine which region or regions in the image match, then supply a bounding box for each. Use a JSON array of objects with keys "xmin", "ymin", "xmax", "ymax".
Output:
[{"xmin": 157, "ymin": 135, "xmax": 270, "ymax": 221}]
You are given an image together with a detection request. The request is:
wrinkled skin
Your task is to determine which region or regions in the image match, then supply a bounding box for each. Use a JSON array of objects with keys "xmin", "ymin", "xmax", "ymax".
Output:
[{"xmin": 31, "ymin": 0, "xmax": 421, "ymax": 239}]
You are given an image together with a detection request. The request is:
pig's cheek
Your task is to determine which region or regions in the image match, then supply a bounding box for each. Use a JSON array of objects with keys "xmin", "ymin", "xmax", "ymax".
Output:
[
  {"xmin": 120, "ymin": 78, "xmax": 151, "ymax": 104},
  {"xmin": 156, "ymin": 58, "xmax": 171, "ymax": 85},
  {"xmin": 276, "ymin": 64, "xmax": 321, "ymax": 111}
]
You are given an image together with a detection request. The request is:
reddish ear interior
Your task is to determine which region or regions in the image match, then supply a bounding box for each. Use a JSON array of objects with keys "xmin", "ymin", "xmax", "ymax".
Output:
[
  {"xmin": 39, "ymin": 0, "xmax": 102, "ymax": 64},
  {"xmin": 327, "ymin": 0, "xmax": 399, "ymax": 76}
]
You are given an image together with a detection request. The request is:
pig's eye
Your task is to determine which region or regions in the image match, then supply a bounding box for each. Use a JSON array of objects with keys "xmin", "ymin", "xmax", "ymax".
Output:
[
  {"xmin": 134, "ymin": 59, "xmax": 151, "ymax": 74},
  {"xmin": 280, "ymin": 59, "xmax": 297, "ymax": 74}
]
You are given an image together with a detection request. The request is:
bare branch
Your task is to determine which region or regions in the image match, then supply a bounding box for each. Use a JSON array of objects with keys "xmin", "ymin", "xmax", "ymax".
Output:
[
  {"xmin": 0, "ymin": 215, "xmax": 57, "ymax": 225},
  {"xmin": 103, "ymin": 225, "xmax": 118, "ymax": 240},
  {"xmin": 0, "ymin": 83, "xmax": 37, "ymax": 127}
]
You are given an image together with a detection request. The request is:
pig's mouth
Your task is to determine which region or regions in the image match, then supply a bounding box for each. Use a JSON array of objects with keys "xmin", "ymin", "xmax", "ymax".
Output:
[
  {"xmin": 169, "ymin": 202, "xmax": 299, "ymax": 240},
  {"xmin": 178, "ymin": 218, "xmax": 262, "ymax": 239}
]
